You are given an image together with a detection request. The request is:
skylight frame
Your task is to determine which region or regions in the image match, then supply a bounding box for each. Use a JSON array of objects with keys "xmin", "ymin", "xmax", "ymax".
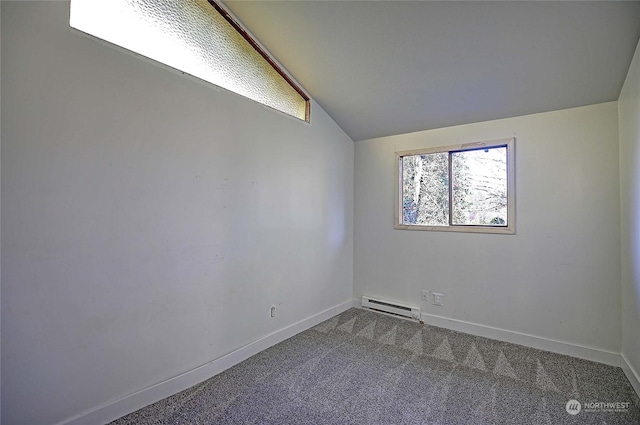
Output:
[
  {"xmin": 69, "ymin": 0, "xmax": 311, "ymax": 122},
  {"xmin": 207, "ymin": 1, "xmax": 311, "ymax": 122}
]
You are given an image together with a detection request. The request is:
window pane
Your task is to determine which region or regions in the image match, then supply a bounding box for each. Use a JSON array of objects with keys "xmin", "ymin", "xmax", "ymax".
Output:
[
  {"xmin": 70, "ymin": 0, "xmax": 308, "ymax": 121},
  {"xmin": 451, "ymin": 147, "xmax": 507, "ymax": 226},
  {"xmin": 402, "ymin": 153, "xmax": 449, "ymax": 226}
]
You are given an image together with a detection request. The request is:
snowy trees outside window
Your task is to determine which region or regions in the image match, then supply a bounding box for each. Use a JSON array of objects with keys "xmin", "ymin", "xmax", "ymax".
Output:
[{"xmin": 396, "ymin": 138, "xmax": 515, "ymax": 234}]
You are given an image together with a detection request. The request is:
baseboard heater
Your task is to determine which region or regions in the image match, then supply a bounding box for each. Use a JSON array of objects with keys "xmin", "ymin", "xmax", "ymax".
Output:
[{"xmin": 361, "ymin": 296, "xmax": 421, "ymax": 320}]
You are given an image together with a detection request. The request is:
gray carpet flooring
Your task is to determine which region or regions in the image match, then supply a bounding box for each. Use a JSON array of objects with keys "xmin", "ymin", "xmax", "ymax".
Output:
[{"xmin": 111, "ymin": 308, "xmax": 640, "ymax": 424}]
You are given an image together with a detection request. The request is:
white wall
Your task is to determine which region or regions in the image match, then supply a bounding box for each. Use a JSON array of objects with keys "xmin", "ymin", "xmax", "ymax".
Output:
[
  {"xmin": 0, "ymin": 2, "xmax": 3, "ymax": 421},
  {"xmin": 355, "ymin": 102, "xmax": 621, "ymax": 353},
  {"xmin": 619, "ymin": 38, "xmax": 640, "ymax": 389},
  {"xmin": 0, "ymin": 2, "xmax": 354, "ymax": 424}
]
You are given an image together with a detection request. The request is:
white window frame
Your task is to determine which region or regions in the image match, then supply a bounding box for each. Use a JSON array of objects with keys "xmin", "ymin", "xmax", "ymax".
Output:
[{"xmin": 395, "ymin": 137, "xmax": 516, "ymax": 234}]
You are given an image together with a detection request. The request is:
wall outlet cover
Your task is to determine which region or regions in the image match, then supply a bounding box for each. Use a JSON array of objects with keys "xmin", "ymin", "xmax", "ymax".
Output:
[{"xmin": 421, "ymin": 290, "xmax": 430, "ymax": 301}]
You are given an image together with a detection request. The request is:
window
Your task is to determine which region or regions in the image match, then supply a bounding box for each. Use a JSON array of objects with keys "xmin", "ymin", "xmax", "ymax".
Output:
[
  {"xmin": 70, "ymin": 0, "xmax": 310, "ymax": 122},
  {"xmin": 395, "ymin": 138, "xmax": 515, "ymax": 234}
]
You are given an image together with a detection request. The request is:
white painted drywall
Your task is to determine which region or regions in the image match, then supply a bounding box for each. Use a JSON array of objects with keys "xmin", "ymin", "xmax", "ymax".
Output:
[
  {"xmin": 0, "ymin": 2, "xmax": 3, "ymax": 421},
  {"xmin": 355, "ymin": 102, "xmax": 621, "ymax": 353},
  {"xmin": 0, "ymin": 2, "xmax": 353, "ymax": 424},
  {"xmin": 619, "ymin": 38, "xmax": 640, "ymax": 383}
]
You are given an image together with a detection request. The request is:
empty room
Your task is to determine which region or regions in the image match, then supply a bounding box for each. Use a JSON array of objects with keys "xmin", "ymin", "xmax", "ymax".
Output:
[{"xmin": 2, "ymin": 0, "xmax": 640, "ymax": 424}]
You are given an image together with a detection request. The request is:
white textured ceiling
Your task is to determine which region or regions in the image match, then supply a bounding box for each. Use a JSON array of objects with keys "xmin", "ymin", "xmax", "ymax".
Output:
[{"xmin": 224, "ymin": 1, "xmax": 640, "ymax": 141}]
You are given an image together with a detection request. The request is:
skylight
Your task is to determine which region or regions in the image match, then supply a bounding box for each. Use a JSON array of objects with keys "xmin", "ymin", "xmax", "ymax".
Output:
[{"xmin": 70, "ymin": 0, "xmax": 310, "ymax": 121}]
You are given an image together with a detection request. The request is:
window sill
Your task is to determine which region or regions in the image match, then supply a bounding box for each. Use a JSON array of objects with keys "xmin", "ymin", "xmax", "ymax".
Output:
[{"xmin": 394, "ymin": 223, "xmax": 515, "ymax": 234}]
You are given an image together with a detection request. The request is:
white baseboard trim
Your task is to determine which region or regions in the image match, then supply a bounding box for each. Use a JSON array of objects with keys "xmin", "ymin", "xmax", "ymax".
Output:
[
  {"xmin": 57, "ymin": 299, "xmax": 354, "ymax": 425},
  {"xmin": 621, "ymin": 353, "xmax": 640, "ymax": 397},
  {"xmin": 355, "ymin": 299, "xmax": 620, "ymax": 367},
  {"xmin": 418, "ymin": 312, "xmax": 620, "ymax": 367}
]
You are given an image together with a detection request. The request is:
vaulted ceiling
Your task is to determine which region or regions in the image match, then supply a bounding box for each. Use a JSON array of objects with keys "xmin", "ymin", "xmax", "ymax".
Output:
[{"xmin": 225, "ymin": 1, "xmax": 640, "ymax": 141}]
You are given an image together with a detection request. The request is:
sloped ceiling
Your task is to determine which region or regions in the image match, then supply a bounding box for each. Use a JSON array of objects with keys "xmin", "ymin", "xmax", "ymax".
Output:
[{"xmin": 225, "ymin": 1, "xmax": 640, "ymax": 141}]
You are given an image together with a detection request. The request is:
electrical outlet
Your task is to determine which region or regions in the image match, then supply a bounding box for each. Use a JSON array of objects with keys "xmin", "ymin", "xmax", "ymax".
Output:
[
  {"xmin": 270, "ymin": 306, "xmax": 276, "ymax": 318},
  {"xmin": 421, "ymin": 290, "xmax": 430, "ymax": 301},
  {"xmin": 432, "ymin": 292, "xmax": 445, "ymax": 306}
]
